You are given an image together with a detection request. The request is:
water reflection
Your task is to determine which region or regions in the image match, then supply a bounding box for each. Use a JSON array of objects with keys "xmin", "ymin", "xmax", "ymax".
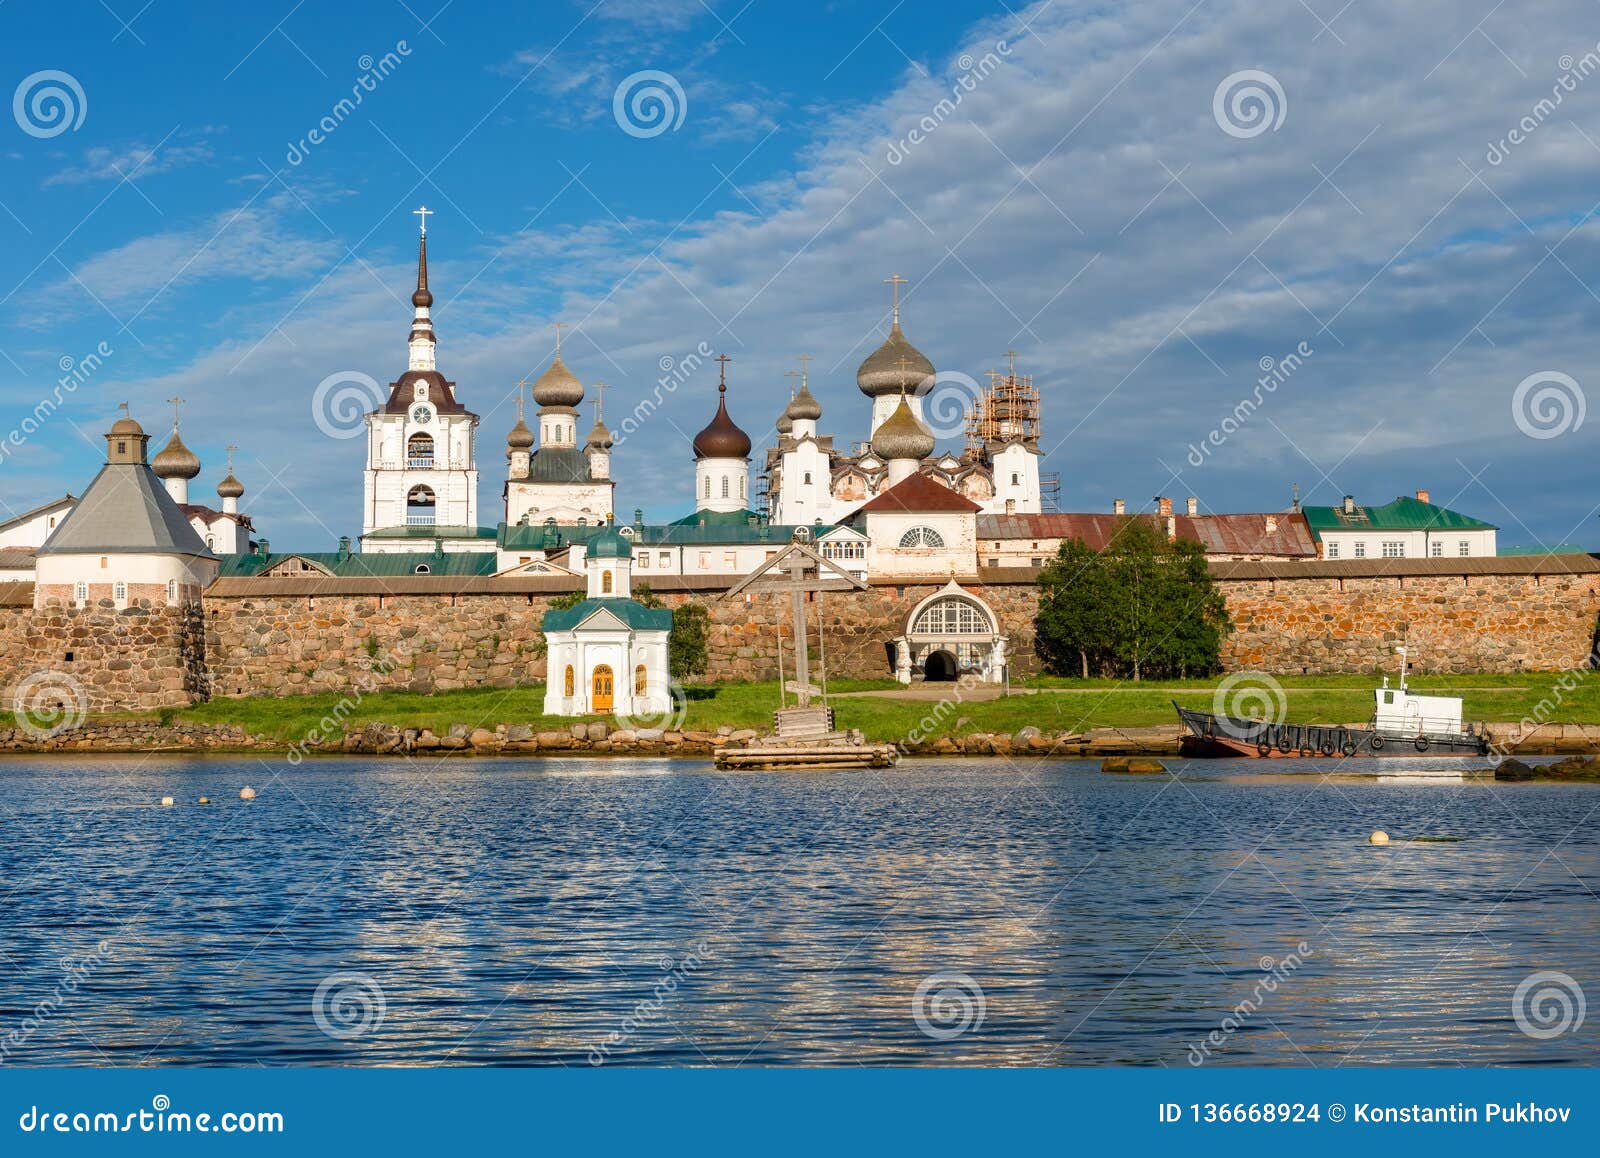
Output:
[{"xmin": 0, "ymin": 755, "xmax": 1594, "ymax": 1066}]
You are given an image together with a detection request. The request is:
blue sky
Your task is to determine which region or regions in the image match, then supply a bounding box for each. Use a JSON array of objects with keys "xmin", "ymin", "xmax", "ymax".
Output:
[{"xmin": 1, "ymin": 0, "xmax": 1597, "ymax": 550}]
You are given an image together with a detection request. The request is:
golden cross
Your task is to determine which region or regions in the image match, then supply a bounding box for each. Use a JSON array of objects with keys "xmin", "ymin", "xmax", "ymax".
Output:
[
  {"xmin": 784, "ymin": 369, "xmax": 800, "ymax": 398},
  {"xmin": 552, "ymin": 321, "xmax": 566, "ymax": 357},
  {"xmin": 884, "ymin": 273, "xmax": 908, "ymax": 325},
  {"xmin": 1005, "ymin": 349, "xmax": 1019, "ymax": 378},
  {"xmin": 167, "ymin": 395, "xmax": 184, "ymax": 430},
  {"xmin": 797, "ymin": 352, "xmax": 812, "ymax": 388},
  {"xmin": 592, "ymin": 381, "xmax": 607, "ymax": 423},
  {"xmin": 225, "ymin": 443, "xmax": 238, "ymax": 472},
  {"xmin": 515, "ymin": 377, "xmax": 530, "ymax": 419}
]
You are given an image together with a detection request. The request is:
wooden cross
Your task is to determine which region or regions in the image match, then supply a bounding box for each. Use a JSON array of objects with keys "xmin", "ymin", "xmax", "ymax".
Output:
[
  {"xmin": 884, "ymin": 273, "xmax": 908, "ymax": 325},
  {"xmin": 413, "ymin": 205, "xmax": 433, "ymax": 236}
]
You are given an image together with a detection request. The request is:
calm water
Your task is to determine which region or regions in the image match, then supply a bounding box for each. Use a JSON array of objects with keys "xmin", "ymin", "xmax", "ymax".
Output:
[{"xmin": 0, "ymin": 755, "xmax": 1596, "ymax": 1067}]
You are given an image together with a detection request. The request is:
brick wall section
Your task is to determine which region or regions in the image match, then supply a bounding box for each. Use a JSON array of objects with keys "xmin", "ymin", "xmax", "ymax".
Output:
[
  {"xmin": 1217, "ymin": 569, "xmax": 1600, "ymax": 673},
  {"xmin": 5, "ymin": 558, "xmax": 1599, "ymax": 708},
  {"xmin": 0, "ymin": 599, "xmax": 207, "ymax": 711}
]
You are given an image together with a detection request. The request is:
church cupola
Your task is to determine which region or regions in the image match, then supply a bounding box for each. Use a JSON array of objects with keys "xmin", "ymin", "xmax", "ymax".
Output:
[
  {"xmin": 407, "ymin": 206, "xmax": 436, "ymax": 372},
  {"xmin": 784, "ymin": 354, "xmax": 822, "ymax": 439},
  {"xmin": 532, "ymin": 324, "xmax": 585, "ymax": 449},
  {"xmin": 106, "ymin": 405, "xmax": 149, "ymax": 465},
  {"xmin": 151, "ymin": 395, "xmax": 201, "ymax": 504},
  {"xmin": 216, "ymin": 444, "xmax": 246, "ymax": 515},
  {"xmin": 585, "ymin": 524, "xmax": 633, "ymax": 598},
  {"xmin": 506, "ymin": 382, "xmax": 534, "ymax": 480},
  {"xmin": 693, "ymin": 354, "xmax": 752, "ymax": 513},
  {"xmin": 586, "ymin": 387, "xmax": 614, "ymax": 481},
  {"xmin": 857, "ymin": 274, "xmax": 934, "ymax": 435}
]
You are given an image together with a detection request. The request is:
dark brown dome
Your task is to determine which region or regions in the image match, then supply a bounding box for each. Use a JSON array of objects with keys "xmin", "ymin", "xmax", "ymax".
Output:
[{"xmin": 693, "ymin": 382, "xmax": 751, "ymax": 460}]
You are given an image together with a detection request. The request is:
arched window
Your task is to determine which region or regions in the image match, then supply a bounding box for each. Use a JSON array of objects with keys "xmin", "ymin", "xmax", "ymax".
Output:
[
  {"xmin": 564, "ymin": 665, "xmax": 575, "ymax": 696},
  {"xmin": 803, "ymin": 472, "xmax": 812, "ymax": 485},
  {"xmin": 899, "ymin": 526, "xmax": 945, "ymax": 548},
  {"xmin": 602, "ymin": 570, "xmax": 613, "ymax": 594},
  {"xmin": 721, "ymin": 476, "xmax": 730, "ymax": 498},
  {"xmin": 166, "ymin": 579, "xmax": 178, "ymax": 604},
  {"xmin": 74, "ymin": 581, "xmax": 87, "ymax": 605},
  {"xmin": 1011, "ymin": 473, "xmax": 1020, "ymax": 485},
  {"xmin": 635, "ymin": 664, "xmax": 647, "ymax": 694},
  {"xmin": 408, "ymin": 432, "xmax": 434, "ymax": 468},
  {"xmin": 911, "ymin": 597, "xmax": 991, "ymax": 635},
  {"xmin": 414, "ymin": 563, "xmax": 431, "ymax": 574},
  {"xmin": 704, "ymin": 476, "xmax": 711, "ymax": 498},
  {"xmin": 406, "ymin": 485, "xmax": 436, "ymax": 526},
  {"xmin": 739, "ymin": 476, "xmax": 745, "ymax": 498}
]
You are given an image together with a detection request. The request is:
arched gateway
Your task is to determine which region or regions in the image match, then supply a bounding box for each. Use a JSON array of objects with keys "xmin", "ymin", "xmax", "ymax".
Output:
[{"xmin": 893, "ymin": 580, "xmax": 1008, "ymax": 684}]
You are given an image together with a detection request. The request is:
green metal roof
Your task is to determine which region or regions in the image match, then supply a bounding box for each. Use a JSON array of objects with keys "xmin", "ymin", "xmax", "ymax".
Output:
[
  {"xmin": 361, "ymin": 524, "xmax": 497, "ymax": 540},
  {"xmin": 587, "ymin": 526, "xmax": 632, "ymax": 559},
  {"xmin": 541, "ymin": 597, "xmax": 673, "ymax": 632},
  {"xmin": 219, "ymin": 551, "xmax": 498, "ymax": 579},
  {"xmin": 668, "ymin": 507, "xmax": 766, "ymax": 527},
  {"xmin": 1301, "ymin": 496, "xmax": 1496, "ymax": 535}
]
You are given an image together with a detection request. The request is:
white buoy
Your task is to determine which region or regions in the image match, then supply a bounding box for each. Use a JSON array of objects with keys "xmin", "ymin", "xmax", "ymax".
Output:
[
  {"xmin": 1369, "ymin": 829, "xmax": 1390, "ymax": 845},
  {"xmin": 198, "ymin": 796, "xmax": 210, "ymax": 805},
  {"xmin": 239, "ymin": 786, "xmax": 257, "ymax": 800},
  {"xmin": 160, "ymin": 796, "xmax": 174, "ymax": 808}
]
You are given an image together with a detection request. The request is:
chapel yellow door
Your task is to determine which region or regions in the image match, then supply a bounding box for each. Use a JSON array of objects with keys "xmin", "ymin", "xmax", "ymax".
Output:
[{"xmin": 592, "ymin": 665, "xmax": 614, "ymax": 712}]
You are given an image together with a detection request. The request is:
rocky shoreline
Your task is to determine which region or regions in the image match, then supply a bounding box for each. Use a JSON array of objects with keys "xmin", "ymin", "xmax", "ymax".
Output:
[{"xmin": 3, "ymin": 718, "xmax": 1600, "ymax": 759}]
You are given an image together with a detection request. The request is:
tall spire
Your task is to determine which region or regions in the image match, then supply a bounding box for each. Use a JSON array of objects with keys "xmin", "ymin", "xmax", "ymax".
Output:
[{"xmin": 408, "ymin": 207, "xmax": 436, "ymax": 371}]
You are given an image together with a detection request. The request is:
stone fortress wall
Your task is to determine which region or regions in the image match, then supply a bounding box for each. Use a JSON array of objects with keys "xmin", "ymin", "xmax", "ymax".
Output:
[{"xmin": 2, "ymin": 556, "xmax": 1597, "ymax": 711}]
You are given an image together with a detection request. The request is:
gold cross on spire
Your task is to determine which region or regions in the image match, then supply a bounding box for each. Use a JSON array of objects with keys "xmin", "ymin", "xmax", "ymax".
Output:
[
  {"xmin": 552, "ymin": 321, "xmax": 565, "ymax": 357},
  {"xmin": 797, "ymin": 352, "xmax": 812, "ymax": 389},
  {"xmin": 783, "ymin": 369, "xmax": 800, "ymax": 398},
  {"xmin": 592, "ymin": 381, "xmax": 607, "ymax": 422},
  {"xmin": 1005, "ymin": 349, "xmax": 1019, "ymax": 378},
  {"xmin": 167, "ymin": 395, "xmax": 185, "ymax": 430},
  {"xmin": 515, "ymin": 377, "xmax": 530, "ymax": 419},
  {"xmin": 884, "ymin": 273, "xmax": 908, "ymax": 326},
  {"xmin": 413, "ymin": 205, "xmax": 432, "ymax": 236},
  {"xmin": 716, "ymin": 353, "xmax": 731, "ymax": 391},
  {"xmin": 225, "ymin": 443, "xmax": 238, "ymax": 472}
]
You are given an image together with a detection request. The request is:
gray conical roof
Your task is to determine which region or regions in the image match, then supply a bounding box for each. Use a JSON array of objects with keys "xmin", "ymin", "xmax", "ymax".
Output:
[{"xmin": 40, "ymin": 462, "xmax": 214, "ymax": 558}]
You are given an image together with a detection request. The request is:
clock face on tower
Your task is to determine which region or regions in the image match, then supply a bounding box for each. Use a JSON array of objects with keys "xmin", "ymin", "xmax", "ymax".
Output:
[{"xmin": 410, "ymin": 404, "xmax": 434, "ymax": 425}]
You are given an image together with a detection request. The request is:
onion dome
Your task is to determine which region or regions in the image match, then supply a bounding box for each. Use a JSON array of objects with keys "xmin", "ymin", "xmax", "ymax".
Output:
[
  {"xmin": 786, "ymin": 382, "xmax": 822, "ymax": 421},
  {"xmin": 507, "ymin": 416, "xmax": 535, "ymax": 449},
  {"xmin": 587, "ymin": 525, "xmax": 632, "ymax": 560},
  {"xmin": 532, "ymin": 355, "xmax": 584, "ymax": 408},
  {"xmin": 776, "ymin": 408, "xmax": 793, "ymax": 435},
  {"xmin": 216, "ymin": 472, "xmax": 245, "ymax": 500},
  {"xmin": 586, "ymin": 417, "xmax": 613, "ymax": 450},
  {"xmin": 152, "ymin": 430, "xmax": 201, "ymax": 480},
  {"xmin": 857, "ymin": 324, "xmax": 934, "ymax": 397},
  {"xmin": 693, "ymin": 372, "xmax": 752, "ymax": 460},
  {"xmin": 870, "ymin": 392, "xmax": 935, "ymax": 461}
]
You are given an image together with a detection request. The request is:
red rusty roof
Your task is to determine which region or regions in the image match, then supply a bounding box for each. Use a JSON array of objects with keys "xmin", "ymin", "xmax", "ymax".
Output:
[
  {"xmin": 849, "ymin": 471, "xmax": 983, "ymax": 516},
  {"xmin": 976, "ymin": 511, "xmax": 1316, "ymax": 557}
]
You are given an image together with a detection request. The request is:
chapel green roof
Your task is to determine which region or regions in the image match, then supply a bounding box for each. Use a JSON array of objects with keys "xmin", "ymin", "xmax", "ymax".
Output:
[
  {"xmin": 218, "ymin": 550, "xmax": 498, "ymax": 579},
  {"xmin": 361, "ymin": 524, "xmax": 498, "ymax": 540},
  {"xmin": 1301, "ymin": 496, "xmax": 1496, "ymax": 535},
  {"xmin": 541, "ymin": 597, "xmax": 673, "ymax": 633}
]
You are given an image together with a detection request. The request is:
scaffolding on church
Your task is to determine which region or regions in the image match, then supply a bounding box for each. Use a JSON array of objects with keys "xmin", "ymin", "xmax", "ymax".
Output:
[{"xmin": 965, "ymin": 351, "xmax": 1041, "ymax": 457}]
